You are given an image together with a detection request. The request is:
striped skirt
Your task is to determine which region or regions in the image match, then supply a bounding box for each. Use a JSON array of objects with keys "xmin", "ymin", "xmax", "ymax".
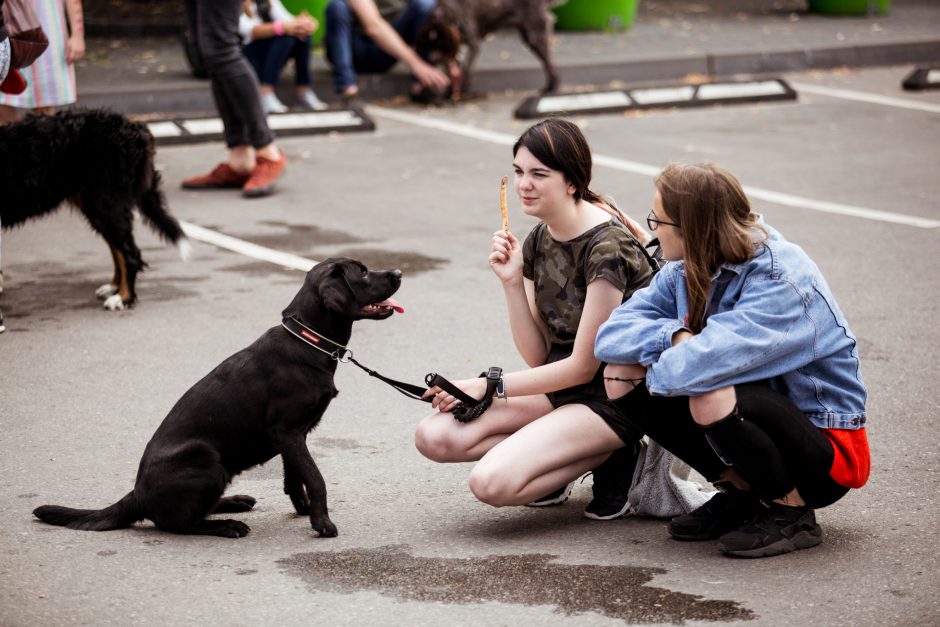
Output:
[{"xmin": 0, "ymin": 0, "xmax": 77, "ymax": 109}]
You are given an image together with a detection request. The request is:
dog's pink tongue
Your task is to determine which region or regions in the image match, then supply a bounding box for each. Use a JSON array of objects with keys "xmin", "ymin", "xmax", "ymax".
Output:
[{"xmin": 376, "ymin": 298, "xmax": 404, "ymax": 314}]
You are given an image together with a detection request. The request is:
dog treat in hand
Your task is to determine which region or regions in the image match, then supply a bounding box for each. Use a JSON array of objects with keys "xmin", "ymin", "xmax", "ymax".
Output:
[{"xmin": 499, "ymin": 176, "xmax": 509, "ymax": 232}]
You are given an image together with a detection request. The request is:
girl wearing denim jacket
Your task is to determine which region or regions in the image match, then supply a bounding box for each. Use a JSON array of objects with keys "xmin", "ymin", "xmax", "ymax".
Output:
[{"xmin": 595, "ymin": 162, "xmax": 870, "ymax": 558}]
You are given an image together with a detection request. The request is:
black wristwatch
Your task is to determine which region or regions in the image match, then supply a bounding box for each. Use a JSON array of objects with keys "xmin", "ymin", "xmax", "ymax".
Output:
[
  {"xmin": 495, "ymin": 375, "xmax": 507, "ymax": 399},
  {"xmin": 485, "ymin": 367, "xmax": 503, "ymax": 397}
]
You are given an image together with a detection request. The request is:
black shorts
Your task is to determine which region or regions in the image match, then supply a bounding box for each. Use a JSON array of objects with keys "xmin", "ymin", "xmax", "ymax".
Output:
[{"xmin": 544, "ymin": 344, "xmax": 642, "ymax": 445}]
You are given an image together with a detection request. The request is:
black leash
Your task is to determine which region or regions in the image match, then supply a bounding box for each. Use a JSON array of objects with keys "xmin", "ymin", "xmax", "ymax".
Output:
[{"xmin": 281, "ymin": 316, "xmax": 430, "ymax": 402}]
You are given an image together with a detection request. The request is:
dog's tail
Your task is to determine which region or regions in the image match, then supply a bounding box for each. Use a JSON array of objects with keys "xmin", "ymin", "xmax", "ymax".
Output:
[
  {"xmin": 33, "ymin": 491, "xmax": 142, "ymax": 531},
  {"xmin": 138, "ymin": 157, "xmax": 192, "ymax": 261}
]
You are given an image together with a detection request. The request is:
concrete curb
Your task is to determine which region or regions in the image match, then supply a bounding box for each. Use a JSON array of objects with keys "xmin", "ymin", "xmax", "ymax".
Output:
[{"xmin": 76, "ymin": 39, "xmax": 940, "ymax": 116}]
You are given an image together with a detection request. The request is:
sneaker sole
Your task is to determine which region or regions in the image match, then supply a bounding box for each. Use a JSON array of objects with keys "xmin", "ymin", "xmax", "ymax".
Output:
[
  {"xmin": 583, "ymin": 500, "xmax": 631, "ymax": 521},
  {"xmin": 524, "ymin": 483, "xmax": 573, "ymax": 507},
  {"xmin": 718, "ymin": 529, "xmax": 822, "ymax": 558}
]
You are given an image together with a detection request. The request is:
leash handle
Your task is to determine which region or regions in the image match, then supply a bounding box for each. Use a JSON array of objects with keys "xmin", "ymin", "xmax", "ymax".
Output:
[{"xmin": 347, "ymin": 356, "xmax": 431, "ymax": 402}]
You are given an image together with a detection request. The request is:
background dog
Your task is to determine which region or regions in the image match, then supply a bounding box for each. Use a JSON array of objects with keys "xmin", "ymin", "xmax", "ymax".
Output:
[
  {"xmin": 0, "ymin": 109, "xmax": 188, "ymax": 311},
  {"xmin": 415, "ymin": 0, "xmax": 561, "ymax": 98},
  {"xmin": 33, "ymin": 258, "xmax": 403, "ymax": 538}
]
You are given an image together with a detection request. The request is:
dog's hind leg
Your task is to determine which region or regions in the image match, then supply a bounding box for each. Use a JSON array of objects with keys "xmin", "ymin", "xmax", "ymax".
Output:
[
  {"xmin": 96, "ymin": 219, "xmax": 144, "ymax": 310},
  {"xmin": 94, "ymin": 246, "xmax": 121, "ymax": 301},
  {"xmin": 517, "ymin": 21, "xmax": 558, "ymax": 93}
]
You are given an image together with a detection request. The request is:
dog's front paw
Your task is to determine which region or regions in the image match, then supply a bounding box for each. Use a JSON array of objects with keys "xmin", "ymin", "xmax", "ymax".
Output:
[
  {"xmin": 290, "ymin": 495, "xmax": 310, "ymax": 516},
  {"xmin": 311, "ymin": 516, "xmax": 337, "ymax": 538},
  {"xmin": 102, "ymin": 294, "xmax": 126, "ymax": 311}
]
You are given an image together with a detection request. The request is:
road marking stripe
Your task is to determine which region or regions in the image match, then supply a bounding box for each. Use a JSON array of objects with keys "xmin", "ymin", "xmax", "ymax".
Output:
[
  {"xmin": 790, "ymin": 82, "xmax": 940, "ymax": 114},
  {"xmin": 367, "ymin": 105, "xmax": 939, "ymax": 229},
  {"xmin": 180, "ymin": 221, "xmax": 316, "ymax": 271}
]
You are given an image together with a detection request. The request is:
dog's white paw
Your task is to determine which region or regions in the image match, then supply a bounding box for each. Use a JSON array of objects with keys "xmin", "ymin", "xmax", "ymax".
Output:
[
  {"xmin": 103, "ymin": 294, "xmax": 126, "ymax": 311},
  {"xmin": 95, "ymin": 283, "xmax": 117, "ymax": 299}
]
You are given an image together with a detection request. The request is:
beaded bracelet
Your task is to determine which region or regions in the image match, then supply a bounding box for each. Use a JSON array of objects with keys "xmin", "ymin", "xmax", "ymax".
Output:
[{"xmin": 273, "ymin": 20, "xmax": 285, "ymax": 36}]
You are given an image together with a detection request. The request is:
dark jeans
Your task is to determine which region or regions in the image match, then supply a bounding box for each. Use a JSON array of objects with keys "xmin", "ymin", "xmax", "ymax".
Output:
[
  {"xmin": 183, "ymin": 0, "xmax": 274, "ymax": 149},
  {"xmin": 611, "ymin": 382, "xmax": 849, "ymax": 509},
  {"xmin": 242, "ymin": 35, "xmax": 312, "ymax": 87},
  {"xmin": 323, "ymin": 0, "xmax": 436, "ymax": 92}
]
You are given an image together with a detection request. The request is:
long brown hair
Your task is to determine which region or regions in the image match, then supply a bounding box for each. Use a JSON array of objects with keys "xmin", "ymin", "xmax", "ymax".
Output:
[{"xmin": 655, "ymin": 162, "xmax": 764, "ymax": 333}]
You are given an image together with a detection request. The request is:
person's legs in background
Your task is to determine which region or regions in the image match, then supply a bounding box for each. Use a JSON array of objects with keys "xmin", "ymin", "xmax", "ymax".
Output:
[
  {"xmin": 288, "ymin": 35, "xmax": 327, "ymax": 110},
  {"xmin": 242, "ymin": 36, "xmax": 290, "ymax": 113},
  {"xmin": 181, "ymin": 0, "xmax": 286, "ymax": 198},
  {"xmin": 324, "ymin": 0, "xmax": 359, "ymax": 98}
]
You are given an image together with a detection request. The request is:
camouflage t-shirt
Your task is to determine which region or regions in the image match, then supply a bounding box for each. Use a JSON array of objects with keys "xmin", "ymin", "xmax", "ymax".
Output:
[{"xmin": 523, "ymin": 220, "xmax": 651, "ymax": 347}]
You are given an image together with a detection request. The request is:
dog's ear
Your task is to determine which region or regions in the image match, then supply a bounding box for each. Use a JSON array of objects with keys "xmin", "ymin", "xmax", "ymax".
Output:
[{"xmin": 319, "ymin": 263, "xmax": 353, "ymax": 314}]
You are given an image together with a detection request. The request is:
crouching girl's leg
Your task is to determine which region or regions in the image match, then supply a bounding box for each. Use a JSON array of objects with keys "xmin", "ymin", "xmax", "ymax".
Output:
[
  {"xmin": 414, "ymin": 395, "xmax": 553, "ymax": 463},
  {"xmin": 691, "ymin": 382, "xmax": 848, "ymax": 557},
  {"xmin": 466, "ymin": 404, "xmax": 623, "ymax": 507}
]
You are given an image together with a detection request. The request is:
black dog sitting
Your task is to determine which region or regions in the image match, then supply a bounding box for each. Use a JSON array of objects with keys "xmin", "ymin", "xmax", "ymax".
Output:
[
  {"xmin": 33, "ymin": 258, "xmax": 403, "ymax": 538},
  {"xmin": 0, "ymin": 109, "xmax": 188, "ymax": 311}
]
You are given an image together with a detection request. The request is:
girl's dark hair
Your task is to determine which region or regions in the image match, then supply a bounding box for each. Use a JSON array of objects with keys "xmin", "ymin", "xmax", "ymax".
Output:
[
  {"xmin": 512, "ymin": 117, "xmax": 610, "ymax": 209},
  {"xmin": 655, "ymin": 162, "xmax": 765, "ymax": 334}
]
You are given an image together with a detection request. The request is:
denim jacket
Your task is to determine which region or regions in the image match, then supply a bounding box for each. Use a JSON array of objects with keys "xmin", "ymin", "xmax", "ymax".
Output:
[{"xmin": 595, "ymin": 222, "xmax": 867, "ymax": 430}]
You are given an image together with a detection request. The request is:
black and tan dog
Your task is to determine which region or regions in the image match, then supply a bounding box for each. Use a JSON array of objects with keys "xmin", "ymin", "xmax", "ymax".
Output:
[
  {"xmin": 33, "ymin": 258, "xmax": 403, "ymax": 538},
  {"xmin": 415, "ymin": 0, "xmax": 560, "ymax": 98},
  {"xmin": 0, "ymin": 109, "xmax": 188, "ymax": 311}
]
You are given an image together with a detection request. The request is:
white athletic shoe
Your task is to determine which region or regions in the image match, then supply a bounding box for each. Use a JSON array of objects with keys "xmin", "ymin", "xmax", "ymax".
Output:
[
  {"xmin": 261, "ymin": 92, "xmax": 288, "ymax": 114},
  {"xmin": 298, "ymin": 88, "xmax": 328, "ymax": 111}
]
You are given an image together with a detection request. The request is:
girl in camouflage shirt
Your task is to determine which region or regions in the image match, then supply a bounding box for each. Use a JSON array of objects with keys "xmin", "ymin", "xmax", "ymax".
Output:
[{"xmin": 416, "ymin": 118, "xmax": 654, "ymax": 519}]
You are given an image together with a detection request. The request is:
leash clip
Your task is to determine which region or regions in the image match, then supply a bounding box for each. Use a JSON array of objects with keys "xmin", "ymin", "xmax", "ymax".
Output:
[{"xmin": 333, "ymin": 348, "xmax": 354, "ymax": 363}]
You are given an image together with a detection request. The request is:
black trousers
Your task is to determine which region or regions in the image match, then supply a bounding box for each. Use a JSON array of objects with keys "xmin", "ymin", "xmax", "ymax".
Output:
[
  {"xmin": 183, "ymin": 0, "xmax": 275, "ymax": 149},
  {"xmin": 611, "ymin": 382, "xmax": 849, "ymax": 509}
]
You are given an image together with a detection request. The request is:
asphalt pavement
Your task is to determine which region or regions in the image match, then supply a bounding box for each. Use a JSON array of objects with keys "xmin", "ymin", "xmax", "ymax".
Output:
[{"xmin": 2, "ymin": 2, "xmax": 940, "ymax": 626}]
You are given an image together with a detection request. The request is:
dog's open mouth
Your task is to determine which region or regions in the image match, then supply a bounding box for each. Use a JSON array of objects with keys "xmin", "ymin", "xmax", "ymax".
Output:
[{"xmin": 360, "ymin": 298, "xmax": 404, "ymax": 316}]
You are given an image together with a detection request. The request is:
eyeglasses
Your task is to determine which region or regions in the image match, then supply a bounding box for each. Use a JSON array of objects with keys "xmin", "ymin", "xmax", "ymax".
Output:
[{"xmin": 647, "ymin": 210, "xmax": 679, "ymax": 231}]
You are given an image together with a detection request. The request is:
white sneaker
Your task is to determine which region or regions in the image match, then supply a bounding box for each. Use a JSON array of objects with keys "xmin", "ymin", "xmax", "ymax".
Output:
[
  {"xmin": 298, "ymin": 88, "xmax": 328, "ymax": 111},
  {"xmin": 260, "ymin": 92, "xmax": 288, "ymax": 114}
]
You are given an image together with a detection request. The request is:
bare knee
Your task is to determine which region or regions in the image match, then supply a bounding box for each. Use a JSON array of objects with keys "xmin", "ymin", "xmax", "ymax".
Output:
[
  {"xmin": 468, "ymin": 463, "xmax": 517, "ymax": 507},
  {"xmin": 689, "ymin": 387, "xmax": 737, "ymax": 426},
  {"xmin": 414, "ymin": 416, "xmax": 463, "ymax": 463}
]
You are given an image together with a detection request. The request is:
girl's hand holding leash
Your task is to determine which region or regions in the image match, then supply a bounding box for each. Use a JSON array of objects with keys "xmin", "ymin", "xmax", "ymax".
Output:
[{"xmin": 424, "ymin": 377, "xmax": 486, "ymax": 414}]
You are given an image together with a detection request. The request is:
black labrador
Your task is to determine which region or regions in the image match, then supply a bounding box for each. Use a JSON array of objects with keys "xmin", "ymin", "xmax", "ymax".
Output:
[{"xmin": 33, "ymin": 257, "xmax": 403, "ymax": 538}]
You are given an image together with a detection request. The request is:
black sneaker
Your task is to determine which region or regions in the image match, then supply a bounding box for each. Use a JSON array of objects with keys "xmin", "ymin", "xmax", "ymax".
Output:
[
  {"xmin": 717, "ymin": 502, "xmax": 822, "ymax": 558},
  {"xmin": 583, "ymin": 445, "xmax": 638, "ymax": 520},
  {"xmin": 525, "ymin": 482, "xmax": 573, "ymax": 507},
  {"xmin": 667, "ymin": 486, "xmax": 762, "ymax": 541},
  {"xmin": 583, "ymin": 484, "xmax": 630, "ymax": 520}
]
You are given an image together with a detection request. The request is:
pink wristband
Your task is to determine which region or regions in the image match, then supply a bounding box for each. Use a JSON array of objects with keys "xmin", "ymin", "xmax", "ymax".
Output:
[{"xmin": 273, "ymin": 20, "xmax": 285, "ymax": 36}]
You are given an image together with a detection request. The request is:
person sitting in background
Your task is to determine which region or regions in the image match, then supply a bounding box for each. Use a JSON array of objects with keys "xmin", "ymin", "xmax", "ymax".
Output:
[
  {"xmin": 324, "ymin": 0, "xmax": 450, "ymax": 102},
  {"xmin": 239, "ymin": 0, "xmax": 328, "ymax": 114}
]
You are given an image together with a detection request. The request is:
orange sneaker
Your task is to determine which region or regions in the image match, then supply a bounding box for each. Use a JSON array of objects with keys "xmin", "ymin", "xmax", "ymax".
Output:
[
  {"xmin": 242, "ymin": 155, "xmax": 287, "ymax": 198},
  {"xmin": 181, "ymin": 163, "xmax": 251, "ymax": 189}
]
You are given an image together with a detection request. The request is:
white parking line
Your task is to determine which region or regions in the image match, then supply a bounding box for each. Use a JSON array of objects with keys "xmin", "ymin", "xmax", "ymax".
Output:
[
  {"xmin": 367, "ymin": 105, "xmax": 939, "ymax": 230},
  {"xmin": 180, "ymin": 221, "xmax": 317, "ymax": 271},
  {"xmin": 790, "ymin": 82, "xmax": 940, "ymax": 115}
]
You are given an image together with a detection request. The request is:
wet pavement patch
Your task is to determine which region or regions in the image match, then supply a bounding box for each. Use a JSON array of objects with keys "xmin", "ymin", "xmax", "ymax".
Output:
[
  {"xmin": 239, "ymin": 222, "xmax": 368, "ymax": 253},
  {"xmin": 278, "ymin": 545, "xmax": 753, "ymax": 623},
  {"xmin": 333, "ymin": 248, "xmax": 447, "ymax": 275}
]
